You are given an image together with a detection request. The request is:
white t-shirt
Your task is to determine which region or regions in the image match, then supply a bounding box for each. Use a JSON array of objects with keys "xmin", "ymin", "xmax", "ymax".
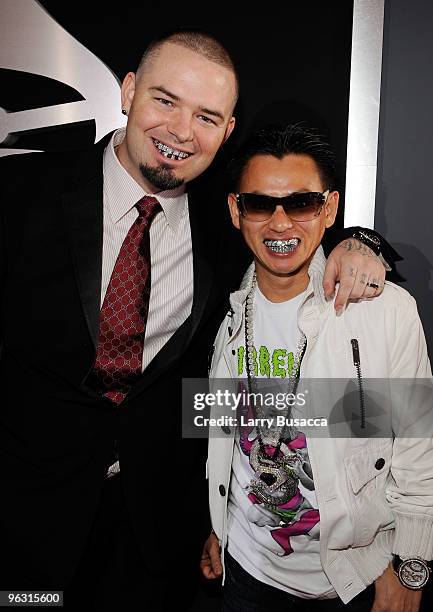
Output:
[{"xmin": 227, "ymin": 285, "xmax": 336, "ymax": 599}]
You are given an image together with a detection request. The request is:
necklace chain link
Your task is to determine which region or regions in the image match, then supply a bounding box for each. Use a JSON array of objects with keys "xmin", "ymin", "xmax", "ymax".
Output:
[{"xmin": 243, "ymin": 273, "xmax": 307, "ymax": 508}]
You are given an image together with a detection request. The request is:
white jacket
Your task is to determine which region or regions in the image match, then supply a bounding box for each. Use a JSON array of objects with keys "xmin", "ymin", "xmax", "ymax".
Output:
[{"xmin": 207, "ymin": 247, "xmax": 433, "ymax": 603}]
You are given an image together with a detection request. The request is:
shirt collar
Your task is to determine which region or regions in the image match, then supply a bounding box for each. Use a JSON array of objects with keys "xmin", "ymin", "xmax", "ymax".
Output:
[{"xmin": 103, "ymin": 128, "xmax": 188, "ymax": 230}]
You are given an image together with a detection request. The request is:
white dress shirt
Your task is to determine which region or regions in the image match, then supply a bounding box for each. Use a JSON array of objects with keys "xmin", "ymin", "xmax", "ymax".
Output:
[{"xmin": 102, "ymin": 128, "xmax": 194, "ymax": 371}]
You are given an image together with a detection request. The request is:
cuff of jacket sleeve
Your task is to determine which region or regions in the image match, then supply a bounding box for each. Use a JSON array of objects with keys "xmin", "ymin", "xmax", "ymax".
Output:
[
  {"xmin": 342, "ymin": 529, "xmax": 393, "ymax": 587},
  {"xmin": 393, "ymin": 512, "xmax": 433, "ymax": 560}
]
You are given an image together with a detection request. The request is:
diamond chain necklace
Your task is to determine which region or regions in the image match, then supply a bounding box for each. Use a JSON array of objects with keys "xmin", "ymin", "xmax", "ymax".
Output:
[{"xmin": 243, "ymin": 272, "xmax": 307, "ymax": 507}]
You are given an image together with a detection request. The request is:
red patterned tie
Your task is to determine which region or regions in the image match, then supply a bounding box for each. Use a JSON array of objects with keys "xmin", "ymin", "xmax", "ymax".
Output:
[{"xmin": 92, "ymin": 196, "xmax": 161, "ymax": 404}]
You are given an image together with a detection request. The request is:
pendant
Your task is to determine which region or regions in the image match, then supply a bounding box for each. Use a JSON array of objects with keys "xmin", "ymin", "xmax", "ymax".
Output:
[{"xmin": 249, "ymin": 438, "xmax": 299, "ymax": 508}]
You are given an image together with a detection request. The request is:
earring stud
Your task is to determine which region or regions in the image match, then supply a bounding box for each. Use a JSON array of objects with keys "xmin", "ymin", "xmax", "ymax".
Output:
[{"xmin": 122, "ymin": 109, "xmax": 128, "ymax": 116}]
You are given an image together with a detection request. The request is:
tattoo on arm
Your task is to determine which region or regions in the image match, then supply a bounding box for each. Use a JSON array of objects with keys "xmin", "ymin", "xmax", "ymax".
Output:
[{"xmin": 341, "ymin": 239, "xmax": 375, "ymax": 257}]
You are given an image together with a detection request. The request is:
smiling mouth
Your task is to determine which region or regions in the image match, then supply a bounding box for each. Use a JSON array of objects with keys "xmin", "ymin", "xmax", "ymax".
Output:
[
  {"xmin": 152, "ymin": 138, "xmax": 191, "ymax": 161},
  {"xmin": 264, "ymin": 238, "xmax": 300, "ymax": 253}
]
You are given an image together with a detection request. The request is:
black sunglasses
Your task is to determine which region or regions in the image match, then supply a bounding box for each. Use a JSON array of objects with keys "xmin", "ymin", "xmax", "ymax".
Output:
[{"xmin": 236, "ymin": 190, "xmax": 329, "ymax": 222}]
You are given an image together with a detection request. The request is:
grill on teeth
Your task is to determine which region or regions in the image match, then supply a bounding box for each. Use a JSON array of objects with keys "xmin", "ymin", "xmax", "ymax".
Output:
[
  {"xmin": 264, "ymin": 239, "xmax": 299, "ymax": 253},
  {"xmin": 153, "ymin": 139, "xmax": 189, "ymax": 160}
]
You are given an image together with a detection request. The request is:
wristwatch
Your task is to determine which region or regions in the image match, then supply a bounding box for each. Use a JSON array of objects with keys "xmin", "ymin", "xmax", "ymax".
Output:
[
  {"xmin": 351, "ymin": 228, "xmax": 382, "ymax": 256},
  {"xmin": 392, "ymin": 555, "xmax": 432, "ymax": 590},
  {"xmin": 351, "ymin": 228, "xmax": 392, "ymax": 271}
]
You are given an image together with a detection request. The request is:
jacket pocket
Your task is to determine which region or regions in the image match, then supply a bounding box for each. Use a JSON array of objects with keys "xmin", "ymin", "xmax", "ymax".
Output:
[
  {"xmin": 345, "ymin": 440, "xmax": 392, "ymax": 494},
  {"xmin": 344, "ymin": 440, "xmax": 394, "ymax": 546}
]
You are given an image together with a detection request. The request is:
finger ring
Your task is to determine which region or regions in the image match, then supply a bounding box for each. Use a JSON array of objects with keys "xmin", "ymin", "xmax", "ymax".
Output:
[{"xmin": 367, "ymin": 282, "xmax": 379, "ymax": 289}]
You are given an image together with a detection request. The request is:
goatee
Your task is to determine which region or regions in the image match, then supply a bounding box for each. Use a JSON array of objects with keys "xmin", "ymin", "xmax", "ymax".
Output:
[{"xmin": 139, "ymin": 163, "xmax": 184, "ymax": 191}]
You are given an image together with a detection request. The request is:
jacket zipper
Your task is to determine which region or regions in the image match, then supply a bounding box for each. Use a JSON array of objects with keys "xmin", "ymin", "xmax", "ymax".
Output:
[{"xmin": 350, "ymin": 339, "xmax": 366, "ymax": 429}]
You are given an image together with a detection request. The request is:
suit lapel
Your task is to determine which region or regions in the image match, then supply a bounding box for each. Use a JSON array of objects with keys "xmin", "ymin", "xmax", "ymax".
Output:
[
  {"xmin": 61, "ymin": 141, "xmax": 107, "ymax": 347},
  {"xmin": 188, "ymin": 188, "xmax": 217, "ymax": 339},
  {"xmin": 61, "ymin": 148, "xmax": 224, "ymax": 392}
]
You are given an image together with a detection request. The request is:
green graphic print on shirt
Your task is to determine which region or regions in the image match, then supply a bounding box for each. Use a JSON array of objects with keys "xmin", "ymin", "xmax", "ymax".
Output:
[{"xmin": 237, "ymin": 345, "xmax": 295, "ymax": 378}]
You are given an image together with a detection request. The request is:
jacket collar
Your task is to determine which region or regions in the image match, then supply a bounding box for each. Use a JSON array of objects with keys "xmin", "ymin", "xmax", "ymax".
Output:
[
  {"xmin": 61, "ymin": 137, "xmax": 109, "ymax": 349},
  {"xmin": 229, "ymin": 245, "xmax": 328, "ymax": 317},
  {"xmin": 223, "ymin": 246, "xmax": 330, "ymax": 347}
]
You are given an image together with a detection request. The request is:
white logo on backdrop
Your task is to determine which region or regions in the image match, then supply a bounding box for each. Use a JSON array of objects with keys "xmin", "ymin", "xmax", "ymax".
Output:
[{"xmin": 0, "ymin": 0, "xmax": 126, "ymax": 157}]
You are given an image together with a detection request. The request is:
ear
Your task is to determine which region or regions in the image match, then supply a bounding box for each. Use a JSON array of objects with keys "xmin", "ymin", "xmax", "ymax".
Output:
[
  {"xmin": 222, "ymin": 116, "xmax": 236, "ymax": 144},
  {"xmin": 121, "ymin": 72, "xmax": 136, "ymax": 113},
  {"xmin": 324, "ymin": 191, "xmax": 339, "ymax": 228},
  {"xmin": 227, "ymin": 192, "xmax": 241, "ymax": 229}
]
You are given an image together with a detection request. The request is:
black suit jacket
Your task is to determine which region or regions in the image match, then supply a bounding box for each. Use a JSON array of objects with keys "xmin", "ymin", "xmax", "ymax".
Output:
[
  {"xmin": 0, "ymin": 137, "xmax": 393, "ymax": 592},
  {"xmin": 0, "ymin": 136, "xmax": 248, "ymax": 589}
]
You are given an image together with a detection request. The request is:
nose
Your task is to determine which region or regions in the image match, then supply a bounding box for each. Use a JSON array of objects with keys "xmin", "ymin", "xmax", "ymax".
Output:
[
  {"xmin": 167, "ymin": 111, "xmax": 193, "ymax": 144},
  {"xmin": 267, "ymin": 205, "xmax": 294, "ymax": 232}
]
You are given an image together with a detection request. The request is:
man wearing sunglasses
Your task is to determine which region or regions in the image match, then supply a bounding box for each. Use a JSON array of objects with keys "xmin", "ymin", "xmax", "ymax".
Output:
[
  {"xmin": 201, "ymin": 123, "xmax": 432, "ymax": 611},
  {"xmin": 235, "ymin": 189, "xmax": 330, "ymax": 223}
]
